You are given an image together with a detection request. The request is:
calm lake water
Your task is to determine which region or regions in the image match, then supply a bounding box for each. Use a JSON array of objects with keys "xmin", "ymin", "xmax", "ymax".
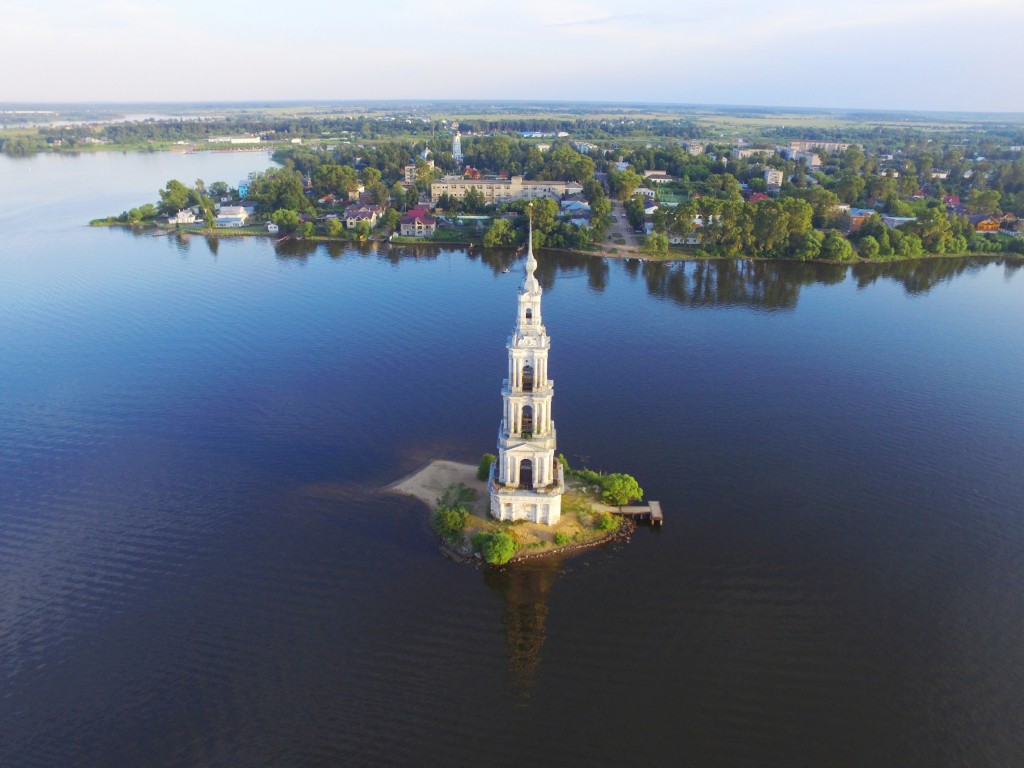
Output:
[{"xmin": 1, "ymin": 152, "xmax": 1023, "ymax": 767}]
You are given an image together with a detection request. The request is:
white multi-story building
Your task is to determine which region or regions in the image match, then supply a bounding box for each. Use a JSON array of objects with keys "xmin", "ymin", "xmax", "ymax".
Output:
[
  {"xmin": 789, "ymin": 140, "xmax": 851, "ymax": 153},
  {"xmin": 488, "ymin": 213, "xmax": 564, "ymax": 525},
  {"xmin": 764, "ymin": 168, "xmax": 784, "ymax": 187},
  {"xmin": 431, "ymin": 175, "xmax": 582, "ymax": 203}
]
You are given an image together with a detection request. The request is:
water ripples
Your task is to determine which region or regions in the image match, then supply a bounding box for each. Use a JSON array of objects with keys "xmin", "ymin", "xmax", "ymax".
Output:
[{"xmin": 2, "ymin": 228, "xmax": 1023, "ymax": 766}]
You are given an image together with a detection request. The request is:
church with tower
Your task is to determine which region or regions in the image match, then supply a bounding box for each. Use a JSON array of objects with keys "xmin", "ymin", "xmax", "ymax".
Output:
[{"xmin": 488, "ymin": 209, "xmax": 565, "ymax": 525}]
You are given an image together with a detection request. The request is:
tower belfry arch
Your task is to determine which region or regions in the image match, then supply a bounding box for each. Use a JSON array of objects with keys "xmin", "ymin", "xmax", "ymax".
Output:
[{"xmin": 488, "ymin": 206, "xmax": 565, "ymax": 525}]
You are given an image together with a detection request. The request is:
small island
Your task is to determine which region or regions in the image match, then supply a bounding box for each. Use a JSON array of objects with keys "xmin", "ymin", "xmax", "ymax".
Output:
[
  {"xmin": 389, "ymin": 212, "xmax": 653, "ymax": 566},
  {"xmin": 389, "ymin": 457, "xmax": 645, "ymax": 565}
]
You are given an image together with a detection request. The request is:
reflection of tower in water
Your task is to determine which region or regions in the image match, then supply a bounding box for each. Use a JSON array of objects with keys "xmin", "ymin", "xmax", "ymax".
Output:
[{"xmin": 484, "ymin": 558, "xmax": 560, "ymax": 700}]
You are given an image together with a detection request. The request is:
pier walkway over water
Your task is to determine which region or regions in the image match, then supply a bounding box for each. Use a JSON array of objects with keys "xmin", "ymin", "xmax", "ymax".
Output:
[{"xmin": 612, "ymin": 500, "xmax": 664, "ymax": 526}]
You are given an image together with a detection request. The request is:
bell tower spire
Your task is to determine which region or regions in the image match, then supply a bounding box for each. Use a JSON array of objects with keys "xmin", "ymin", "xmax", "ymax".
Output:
[{"xmin": 488, "ymin": 204, "xmax": 565, "ymax": 525}]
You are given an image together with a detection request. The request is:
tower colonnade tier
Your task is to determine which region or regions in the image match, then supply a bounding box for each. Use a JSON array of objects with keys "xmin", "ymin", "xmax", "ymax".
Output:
[{"xmin": 488, "ymin": 210, "xmax": 564, "ymax": 525}]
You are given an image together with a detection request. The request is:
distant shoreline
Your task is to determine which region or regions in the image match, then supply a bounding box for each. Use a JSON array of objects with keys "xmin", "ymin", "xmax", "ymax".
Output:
[{"xmin": 88, "ymin": 221, "xmax": 1023, "ymax": 265}]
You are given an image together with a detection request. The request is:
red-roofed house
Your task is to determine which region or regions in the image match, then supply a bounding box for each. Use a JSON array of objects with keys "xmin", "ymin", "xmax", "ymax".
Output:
[
  {"xmin": 748, "ymin": 192, "xmax": 770, "ymax": 203},
  {"xmin": 400, "ymin": 208, "xmax": 436, "ymax": 237}
]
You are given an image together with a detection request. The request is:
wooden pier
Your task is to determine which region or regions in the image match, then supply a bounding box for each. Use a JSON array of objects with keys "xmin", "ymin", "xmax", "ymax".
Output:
[{"xmin": 613, "ymin": 500, "xmax": 664, "ymax": 526}]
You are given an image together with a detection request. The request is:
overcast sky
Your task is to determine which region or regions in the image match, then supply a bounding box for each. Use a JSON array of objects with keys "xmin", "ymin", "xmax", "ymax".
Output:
[{"xmin": 2, "ymin": 0, "xmax": 1022, "ymax": 112}]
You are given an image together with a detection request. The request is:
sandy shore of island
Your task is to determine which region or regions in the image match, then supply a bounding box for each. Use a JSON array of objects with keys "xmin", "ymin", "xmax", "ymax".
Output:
[{"xmin": 387, "ymin": 460, "xmax": 489, "ymax": 516}]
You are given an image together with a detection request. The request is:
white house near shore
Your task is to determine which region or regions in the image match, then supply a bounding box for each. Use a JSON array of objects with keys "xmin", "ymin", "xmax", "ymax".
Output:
[
  {"xmin": 216, "ymin": 206, "xmax": 248, "ymax": 228},
  {"xmin": 169, "ymin": 209, "xmax": 196, "ymax": 225}
]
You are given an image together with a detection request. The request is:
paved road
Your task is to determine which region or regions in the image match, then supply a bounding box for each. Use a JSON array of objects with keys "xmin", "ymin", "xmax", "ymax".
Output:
[{"xmin": 606, "ymin": 201, "xmax": 642, "ymax": 248}]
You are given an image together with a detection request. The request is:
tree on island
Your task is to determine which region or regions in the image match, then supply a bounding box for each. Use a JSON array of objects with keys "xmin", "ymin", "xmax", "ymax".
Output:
[
  {"xmin": 600, "ymin": 474, "xmax": 643, "ymax": 506},
  {"xmin": 477, "ymin": 453, "xmax": 496, "ymax": 481},
  {"xmin": 433, "ymin": 506, "xmax": 468, "ymax": 543},
  {"xmin": 476, "ymin": 532, "xmax": 517, "ymax": 566}
]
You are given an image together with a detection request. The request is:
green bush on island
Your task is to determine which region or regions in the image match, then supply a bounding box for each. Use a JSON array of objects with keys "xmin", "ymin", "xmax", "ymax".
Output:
[
  {"xmin": 600, "ymin": 473, "xmax": 644, "ymax": 506},
  {"xmin": 477, "ymin": 453, "xmax": 496, "ymax": 481},
  {"xmin": 472, "ymin": 531, "xmax": 518, "ymax": 565},
  {"xmin": 553, "ymin": 532, "xmax": 570, "ymax": 546},
  {"xmin": 572, "ymin": 467, "xmax": 604, "ymax": 487},
  {"xmin": 432, "ymin": 483, "xmax": 477, "ymax": 543},
  {"xmin": 593, "ymin": 511, "xmax": 619, "ymax": 532},
  {"xmin": 433, "ymin": 506, "xmax": 468, "ymax": 543},
  {"xmin": 437, "ymin": 483, "xmax": 476, "ymax": 508}
]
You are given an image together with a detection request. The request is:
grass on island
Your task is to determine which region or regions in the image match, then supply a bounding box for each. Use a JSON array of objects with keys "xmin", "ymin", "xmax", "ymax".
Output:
[{"xmin": 431, "ymin": 476, "xmax": 620, "ymax": 566}]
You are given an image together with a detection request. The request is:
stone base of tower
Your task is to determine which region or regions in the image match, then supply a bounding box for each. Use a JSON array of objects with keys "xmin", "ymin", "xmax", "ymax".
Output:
[{"xmin": 488, "ymin": 465, "xmax": 564, "ymax": 526}]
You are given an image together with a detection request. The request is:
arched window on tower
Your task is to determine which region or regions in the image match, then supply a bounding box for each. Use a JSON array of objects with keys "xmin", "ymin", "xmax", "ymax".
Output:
[
  {"xmin": 522, "ymin": 364, "xmax": 534, "ymax": 392},
  {"xmin": 525, "ymin": 307, "xmax": 533, "ymax": 324},
  {"xmin": 521, "ymin": 405, "xmax": 534, "ymax": 436}
]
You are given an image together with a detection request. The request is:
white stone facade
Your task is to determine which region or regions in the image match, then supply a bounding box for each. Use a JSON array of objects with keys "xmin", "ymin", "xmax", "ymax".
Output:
[{"xmin": 488, "ymin": 215, "xmax": 564, "ymax": 525}]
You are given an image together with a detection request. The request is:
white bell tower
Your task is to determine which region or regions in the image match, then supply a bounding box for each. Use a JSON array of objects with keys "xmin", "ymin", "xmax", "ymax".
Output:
[
  {"xmin": 452, "ymin": 131, "xmax": 463, "ymax": 164},
  {"xmin": 488, "ymin": 206, "xmax": 564, "ymax": 525}
]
